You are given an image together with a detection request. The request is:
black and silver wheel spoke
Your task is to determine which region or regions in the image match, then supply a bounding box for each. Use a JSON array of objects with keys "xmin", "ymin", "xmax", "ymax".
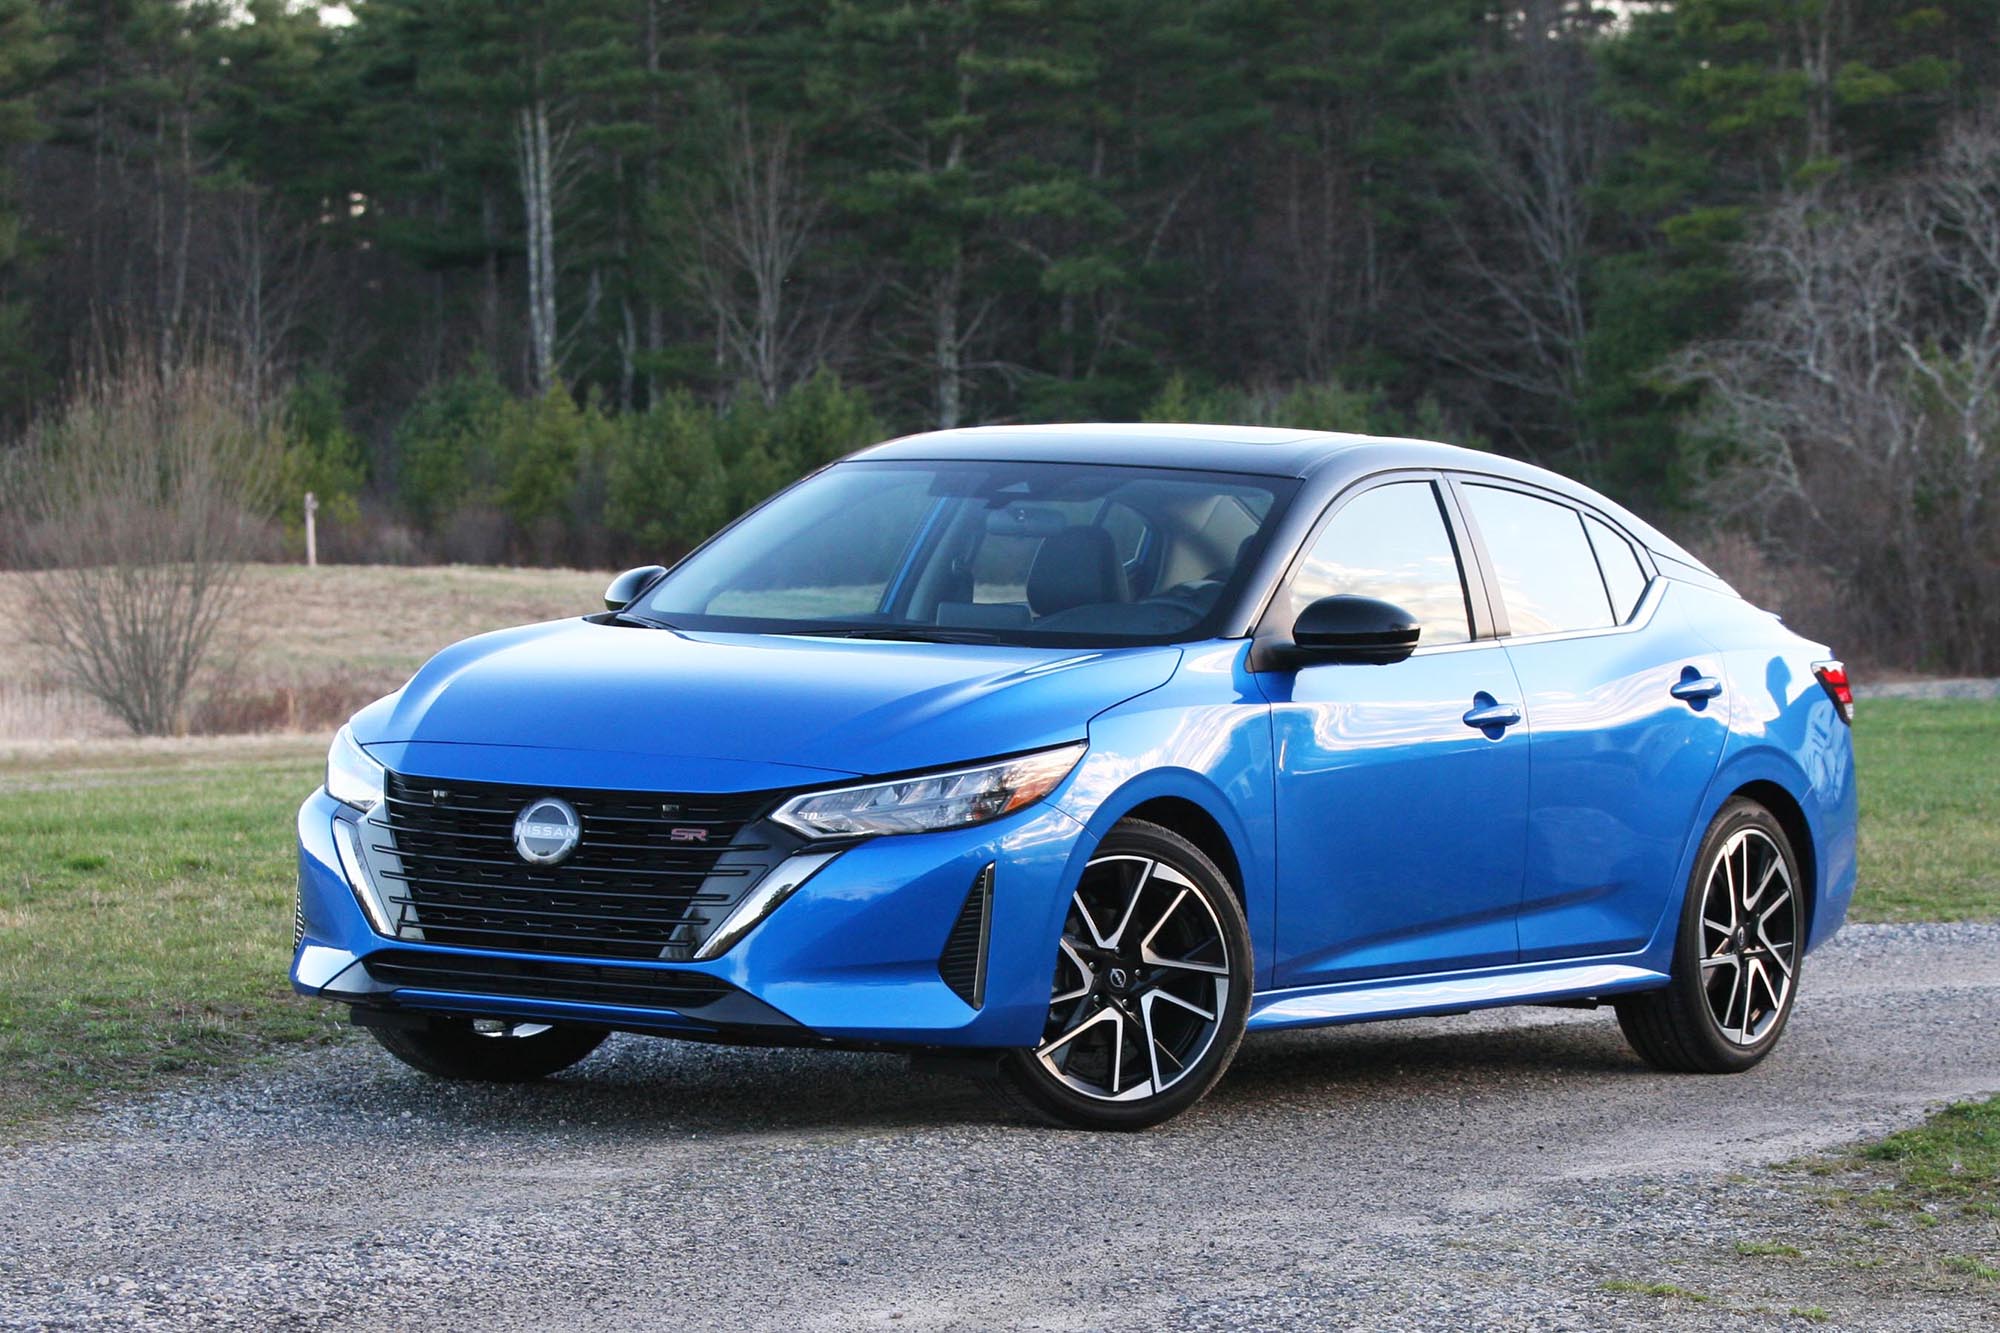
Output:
[
  {"xmin": 1035, "ymin": 853, "xmax": 1231, "ymax": 1103},
  {"xmin": 1697, "ymin": 827, "xmax": 1799, "ymax": 1046}
]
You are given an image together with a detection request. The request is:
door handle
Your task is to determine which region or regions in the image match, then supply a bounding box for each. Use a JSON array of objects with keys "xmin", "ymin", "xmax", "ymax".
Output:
[
  {"xmin": 1462, "ymin": 694, "xmax": 1522, "ymax": 731},
  {"xmin": 1671, "ymin": 671, "xmax": 1724, "ymax": 704}
]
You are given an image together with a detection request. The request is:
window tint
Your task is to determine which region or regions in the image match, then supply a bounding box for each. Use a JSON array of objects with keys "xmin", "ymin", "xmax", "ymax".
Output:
[
  {"xmin": 1584, "ymin": 514, "xmax": 1649, "ymax": 623},
  {"xmin": 1463, "ymin": 485, "xmax": 1613, "ymax": 636},
  {"xmin": 704, "ymin": 471, "xmax": 938, "ymax": 619},
  {"xmin": 642, "ymin": 460, "xmax": 1291, "ymax": 645},
  {"xmin": 1283, "ymin": 481, "xmax": 1470, "ymax": 646}
]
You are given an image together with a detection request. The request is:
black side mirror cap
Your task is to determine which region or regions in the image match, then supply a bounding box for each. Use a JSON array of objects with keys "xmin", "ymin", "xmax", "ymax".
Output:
[
  {"xmin": 603, "ymin": 565, "xmax": 667, "ymax": 611},
  {"xmin": 1250, "ymin": 594, "xmax": 1421, "ymax": 671}
]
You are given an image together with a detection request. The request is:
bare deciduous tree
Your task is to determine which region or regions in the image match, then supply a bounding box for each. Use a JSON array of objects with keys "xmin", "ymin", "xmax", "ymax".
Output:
[
  {"xmin": 2, "ymin": 344, "xmax": 282, "ymax": 735},
  {"xmin": 684, "ymin": 110, "xmax": 832, "ymax": 407},
  {"xmin": 517, "ymin": 90, "xmax": 579, "ymax": 397},
  {"xmin": 1425, "ymin": 1, "xmax": 1607, "ymax": 458},
  {"xmin": 1670, "ymin": 108, "xmax": 2000, "ymax": 670}
]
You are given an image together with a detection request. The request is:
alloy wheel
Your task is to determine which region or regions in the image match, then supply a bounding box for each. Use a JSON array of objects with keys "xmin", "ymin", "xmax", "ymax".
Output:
[
  {"xmin": 1697, "ymin": 826, "xmax": 1799, "ymax": 1046},
  {"xmin": 1034, "ymin": 853, "xmax": 1231, "ymax": 1103}
]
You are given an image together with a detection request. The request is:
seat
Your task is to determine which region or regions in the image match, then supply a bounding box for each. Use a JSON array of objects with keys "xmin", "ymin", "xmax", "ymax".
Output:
[{"xmin": 1027, "ymin": 526, "xmax": 1130, "ymax": 617}]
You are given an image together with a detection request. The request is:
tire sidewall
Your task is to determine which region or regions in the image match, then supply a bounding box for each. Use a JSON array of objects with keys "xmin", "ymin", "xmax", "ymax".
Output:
[
  {"xmin": 1002, "ymin": 819, "xmax": 1253, "ymax": 1130},
  {"xmin": 1671, "ymin": 799, "xmax": 1804, "ymax": 1072}
]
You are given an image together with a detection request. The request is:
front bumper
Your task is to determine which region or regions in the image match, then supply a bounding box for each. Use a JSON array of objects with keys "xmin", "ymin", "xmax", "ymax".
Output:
[{"xmin": 292, "ymin": 787, "xmax": 1092, "ymax": 1049}]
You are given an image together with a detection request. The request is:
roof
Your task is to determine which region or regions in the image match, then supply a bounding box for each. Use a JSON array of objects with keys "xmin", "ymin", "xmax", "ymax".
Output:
[
  {"xmin": 856, "ymin": 423, "xmax": 1358, "ymax": 477},
  {"xmin": 852, "ymin": 423, "xmax": 1715, "ymax": 577}
]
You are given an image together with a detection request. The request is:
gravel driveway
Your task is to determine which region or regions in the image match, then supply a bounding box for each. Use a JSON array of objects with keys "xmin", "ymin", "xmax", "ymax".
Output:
[{"xmin": 4, "ymin": 922, "xmax": 1997, "ymax": 1332}]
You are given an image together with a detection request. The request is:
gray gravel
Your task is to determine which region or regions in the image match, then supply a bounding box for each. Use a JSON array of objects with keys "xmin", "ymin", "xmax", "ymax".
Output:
[{"xmin": 3, "ymin": 922, "xmax": 1997, "ymax": 1331}]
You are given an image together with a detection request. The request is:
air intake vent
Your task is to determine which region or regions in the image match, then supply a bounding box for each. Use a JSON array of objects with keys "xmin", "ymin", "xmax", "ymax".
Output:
[
  {"xmin": 939, "ymin": 864, "xmax": 994, "ymax": 1009},
  {"xmin": 293, "ymin": 890, "xmax": 306, "ymax": 951},
  {"xmin": 364, "ymin": 950, "xmax": 738, "ymax": 1012}
]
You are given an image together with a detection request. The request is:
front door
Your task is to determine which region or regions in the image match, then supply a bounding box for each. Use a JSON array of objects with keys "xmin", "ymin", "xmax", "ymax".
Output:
[{"xmin": 1262, "ymin": 477, "xmax": 1529, "ymax": 988}]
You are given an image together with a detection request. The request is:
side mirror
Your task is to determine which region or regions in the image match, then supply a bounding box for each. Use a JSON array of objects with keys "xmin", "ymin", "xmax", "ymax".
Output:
[
  {"xmin": 1274, "ymin": 594, "xmax": 1421, "ymax": 667},
  {"xmin": 603, "ymin": 565, "xmax": 667, "ymax": 612}
]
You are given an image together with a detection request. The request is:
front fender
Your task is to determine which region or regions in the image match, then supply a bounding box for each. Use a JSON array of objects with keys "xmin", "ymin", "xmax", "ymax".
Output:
[{"xmin": 1054, "ymin": 642, "xmax": 1276, "ymax": 987}]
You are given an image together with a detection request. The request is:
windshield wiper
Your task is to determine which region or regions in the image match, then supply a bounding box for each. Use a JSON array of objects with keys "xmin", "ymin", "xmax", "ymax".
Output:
[{"xmin": 790, "ymin": 625, "xmax": 1001, "ymax": 644}]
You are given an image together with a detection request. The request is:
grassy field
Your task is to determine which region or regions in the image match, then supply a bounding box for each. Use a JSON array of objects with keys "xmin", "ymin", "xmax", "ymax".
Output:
[
  {"xmin": 0, "ymin": 681, "xmax": 1991, "ymax": 1124},
  {"xmin": 0, "ymin": 737, "xmax": 333, "ymax": 1125},
  {"xmin": 1850, "ymin": 699, "xmax": 2000, "ymax": 922},
  {"xmin": 0, "ymin": 565, "xmax": 604, "ymax": 741}
]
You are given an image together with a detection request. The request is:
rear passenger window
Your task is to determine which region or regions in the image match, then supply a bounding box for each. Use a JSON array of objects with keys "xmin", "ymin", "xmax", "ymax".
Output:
[
  {"xmin": 1283, "ymin": 480, "xmax": 1470, "ymax": 646},
  {"xmin": 1462, "ymin": 485, "xmax": 1614, "ymax": 636},
  {"xmin": 1584, "ymin": 515, "xmax": 1649, "ymax": 623}
]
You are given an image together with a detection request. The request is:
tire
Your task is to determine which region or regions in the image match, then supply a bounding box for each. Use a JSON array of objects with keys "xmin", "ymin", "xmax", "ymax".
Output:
[
  {"xmin": 368, "ymin": 1016, "xmax": 609, "ymax": 1082},
  {"xmin": 998, "ymin": 819, "xmax": 1252, "ymax": 1130},
  {"xmin": 1616, "ymin": 797, "xmax": 1804, "ymax": 1074}
]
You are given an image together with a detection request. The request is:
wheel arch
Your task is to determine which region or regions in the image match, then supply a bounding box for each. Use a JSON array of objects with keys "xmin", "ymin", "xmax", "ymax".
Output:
[
  {"xmin": 1118, "ymin": 795, "xmax": 1246, "ymax": 911},
  {"xmin": 1655, "ymin": 746, "xmax": 1829, "ymax": 960},
  {"xmin": 1063, "ymin": 765, "xmax": 1273, "ymax": 987},
  {"xmin": 1730, "ymin": 778, "xmax": 1819, "ymax": 943}
]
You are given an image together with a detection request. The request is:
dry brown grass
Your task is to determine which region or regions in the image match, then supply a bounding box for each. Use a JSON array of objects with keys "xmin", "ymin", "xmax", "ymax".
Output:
[{"xmin": 0, "ymin": 564, "xmax": 606, "ymax": 741}]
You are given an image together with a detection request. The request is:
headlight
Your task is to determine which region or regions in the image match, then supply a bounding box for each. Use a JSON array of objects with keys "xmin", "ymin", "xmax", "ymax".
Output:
[
  {"xmin": 325, "ymin": 724, "xmax": 386, "ymax": 813},
  {"xmin": 771, "ymin": 743, "xmax": 1085, "ymax": 839}
]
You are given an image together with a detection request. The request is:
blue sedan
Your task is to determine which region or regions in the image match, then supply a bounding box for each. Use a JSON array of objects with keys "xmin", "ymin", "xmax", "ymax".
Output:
[{"xmin": 294, "ymin": 425, "xmax": 1858, "ymax": 1128}]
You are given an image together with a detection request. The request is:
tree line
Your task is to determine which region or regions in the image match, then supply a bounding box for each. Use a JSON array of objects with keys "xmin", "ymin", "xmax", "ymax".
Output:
[{"xmin": 1, "ymin": 1, "xmax": 1996, "ymax": 670}]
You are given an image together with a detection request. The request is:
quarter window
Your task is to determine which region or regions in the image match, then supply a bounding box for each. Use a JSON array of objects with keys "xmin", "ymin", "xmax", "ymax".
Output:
[
  {"xmin": 1282, "ymin": 481, "xmax": 1471, "ymax": 647},
  {"xmin": 1462, "ymin": 485, "xmax": 1614, "ymax": 636},
  {"xmin": 1585, "ymin": 514, "xmax": 1649, "ymax": 624}
]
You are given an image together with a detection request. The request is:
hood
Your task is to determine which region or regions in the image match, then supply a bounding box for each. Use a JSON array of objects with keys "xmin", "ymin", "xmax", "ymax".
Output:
[{"xmin": 350, "ymin": 618, "xmax": 1181, "ymax": 788}]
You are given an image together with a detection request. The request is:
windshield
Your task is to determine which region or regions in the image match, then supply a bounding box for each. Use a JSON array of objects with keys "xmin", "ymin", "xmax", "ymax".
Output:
[{"xmin": 635, "ymin": 459, "xmax": 1297, "ymax": 646}]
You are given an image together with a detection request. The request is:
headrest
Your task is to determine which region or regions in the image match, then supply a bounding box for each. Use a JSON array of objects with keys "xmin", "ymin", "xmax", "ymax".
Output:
[{"xmin": 1027, "ymin": 526, "xmax": 1130, "ymax": 617}]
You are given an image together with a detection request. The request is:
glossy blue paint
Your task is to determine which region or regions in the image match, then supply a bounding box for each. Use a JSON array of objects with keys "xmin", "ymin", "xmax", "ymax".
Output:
[
  {"xmin": 1505, "ymin": 586, "xmax": 1732, "ymax": 962},
  {"xmin": 356, "ymin": 619, "xmax": 1180, "ymax": 779},
  {"xmin": 1259, "ymin": 644, "xmax": 1530, "ymax": 986},
  {"xmin": 292, "ymin": 427, "xmax": 1857, "ymax": 1065}
]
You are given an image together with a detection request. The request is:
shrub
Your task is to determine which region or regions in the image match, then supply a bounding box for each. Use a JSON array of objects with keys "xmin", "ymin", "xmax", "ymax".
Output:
[
  {"xmin": 394, "ymin": 365, "xmax": 509, "ymax": 528},
  {"xmin": 1, "ymin": 344, "xmax": 283, "ymax": 735}
]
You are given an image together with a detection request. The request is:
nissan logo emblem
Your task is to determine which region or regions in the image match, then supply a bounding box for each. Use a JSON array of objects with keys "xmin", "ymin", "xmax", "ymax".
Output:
[{"xmin": 513, "ymin": 796, "xmax": 581, "ymax": 866}]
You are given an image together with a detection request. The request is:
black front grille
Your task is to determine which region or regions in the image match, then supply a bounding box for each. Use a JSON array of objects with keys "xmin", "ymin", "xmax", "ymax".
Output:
[
  {"xmin": 364, "ymin": 950, "xmax": 738, "ymax": 1011},
  {"xmin": 371, "ymin": 772, "xmax": 776, "ymax": 962},
  {"xmin": 939, "ymin": 864, "xmax": 994, "ymax": 1008}
]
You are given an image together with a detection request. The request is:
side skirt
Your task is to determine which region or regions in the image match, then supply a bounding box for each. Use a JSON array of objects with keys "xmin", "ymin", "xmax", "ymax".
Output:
[{"xmin": 1246, "ymin": 961, "xmax": 1667, "ymax": 1033}]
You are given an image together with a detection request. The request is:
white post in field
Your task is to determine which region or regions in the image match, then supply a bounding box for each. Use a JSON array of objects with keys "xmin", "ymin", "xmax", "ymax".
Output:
[{"xmin": 304, "ymin": 491, "xmax": 319, "ymax": 568}]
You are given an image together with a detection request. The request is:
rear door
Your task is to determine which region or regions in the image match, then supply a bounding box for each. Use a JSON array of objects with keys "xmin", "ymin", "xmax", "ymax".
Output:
[
  {"xmin": 1453, "ymin": 480, "xmax": 1730, "ymax": 961},
  {"xmin": 1262, "ymin": 475, "xmax": 1529, "ymax": 987}
]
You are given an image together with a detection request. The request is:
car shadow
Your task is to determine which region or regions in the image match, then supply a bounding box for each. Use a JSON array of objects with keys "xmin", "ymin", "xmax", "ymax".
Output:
[{"xmin": 303, "ymin": 1007, "xmax": 1648, "ymax": 1139}]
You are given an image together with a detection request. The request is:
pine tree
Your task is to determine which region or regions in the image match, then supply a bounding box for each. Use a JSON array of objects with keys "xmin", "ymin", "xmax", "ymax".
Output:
[{"xmin": 0, "ymin": 0, "xmax": 55, "ymax": 417}]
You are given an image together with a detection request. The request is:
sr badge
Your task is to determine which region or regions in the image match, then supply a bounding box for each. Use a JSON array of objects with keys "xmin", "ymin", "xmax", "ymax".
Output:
[{"xmin": 513, "ymin": 796, "xmax": 581, "ymax": 866}]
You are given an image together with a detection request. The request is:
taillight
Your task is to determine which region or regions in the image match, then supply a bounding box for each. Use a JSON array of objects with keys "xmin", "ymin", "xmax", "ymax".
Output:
[{"xmin": 1814, "ymin": 660, "xmax": 1853, "ymax": 725}]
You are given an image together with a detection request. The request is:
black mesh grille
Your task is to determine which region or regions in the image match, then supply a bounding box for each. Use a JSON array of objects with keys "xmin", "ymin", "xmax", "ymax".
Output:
[
  {"xmin": 939, "ymin": 864, "xmax": 994, "ymax": 1008},
  {"xmin": 364, "ymin": 950, "xmax": 738, "ymax": 1011},
  {"xmin": 292, "ymin": 890, "xmax": 306, "ymax": 950},
  {"xmin": 371, "ymin": 772, "xmax": 775, "ymax": 962}
]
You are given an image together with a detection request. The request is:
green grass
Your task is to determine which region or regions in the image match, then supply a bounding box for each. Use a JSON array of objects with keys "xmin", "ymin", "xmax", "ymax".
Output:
[
  {"xmin": 0, "ymin": 739, "xmax": 346, "ymax": 1126},
  {"xmin": 1600, "ymin": 1280, "xmax": 1709, "ymax": 1301},
  {"xmin": 1735, "ymin": 1240, "xmax": 1802, "ymax": 1258},
  {"xmin": 1852, "ymin": 699, "xmax": 2000, "ymax": 922},
  {"xmin": 1941, "ymin": 1254, "xmax": 2000, "ymax": 1281},
  {"xmin": 1854, "ymin": 1096, "xmax": 2000, "ymax": 1206}
]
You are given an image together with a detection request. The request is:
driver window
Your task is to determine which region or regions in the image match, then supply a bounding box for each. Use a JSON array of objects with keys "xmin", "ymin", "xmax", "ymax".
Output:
[{"xmin": 1282, "ymin": 481, "xmax": 1471, "ymax": 647}]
